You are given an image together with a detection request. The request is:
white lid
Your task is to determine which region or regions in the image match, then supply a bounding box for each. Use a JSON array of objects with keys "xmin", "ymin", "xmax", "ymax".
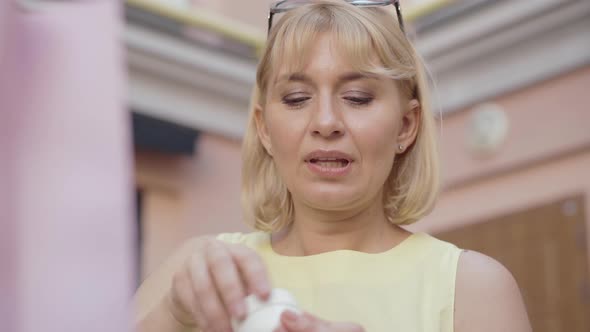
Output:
[
  {"xmin": 244, "ymin": 288, "xmax": 298, "ymax": 315},
  {"xmin": 232, "ymin": 288, "xmax": 299, "ymax": 332}
]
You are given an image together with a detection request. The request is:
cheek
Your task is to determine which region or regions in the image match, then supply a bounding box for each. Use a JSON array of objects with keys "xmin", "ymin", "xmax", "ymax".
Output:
[
  {"xmin": 267, "ymin": 112, "xmax": 304, "ymax": 156},
  {"xmin": 265, "ymin": 110, "xmax": 307, "ymax": 178},
  {"xmin": 348, "ymin": 112, "xmax": 400, "ymax": 164},
  {"xmin": 347, "ymin": 114, "xmax": 400, "ymax": 190},
  {"xmin": 363, "ymin": 130, "xmax": 398, "ymax": 178}
]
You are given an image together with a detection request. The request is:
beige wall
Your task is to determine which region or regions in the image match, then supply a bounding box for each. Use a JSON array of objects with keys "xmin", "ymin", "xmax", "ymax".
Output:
[
  {"xmin": 191, "ymin": 0, "xmax": 270, "ymax": 32},
  {"xmin": 137, "ymin": 66, "xmax": 590, "ymax": 278},
  {"xmin": 438, "ymin": 66, "xmax": 590, "ymax": 188},
  {"xmin": 413, "ymin": 148, "xmax": 590, "ymax": 239},
  {"xmin": 137, "ymin": 134, "xmax": 246, "ymax": 277},
  {"xmin": 409, "ymin": 67, "xmax": 590, "ymax": 275},
  {"xmin": 411, "ymin": 66, "xmax": 590, "ymax": 233}
]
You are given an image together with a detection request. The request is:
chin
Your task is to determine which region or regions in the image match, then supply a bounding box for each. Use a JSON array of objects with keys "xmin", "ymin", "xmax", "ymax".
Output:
[{"xmin": 298, "ymin": 184, "xmax": 363, "ymax": 210}]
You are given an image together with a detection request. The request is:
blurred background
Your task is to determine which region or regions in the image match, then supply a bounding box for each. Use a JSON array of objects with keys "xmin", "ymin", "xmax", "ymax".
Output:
[{"xmin": 2, "ymin": 0, "xmax": 590, "ymax": 331}]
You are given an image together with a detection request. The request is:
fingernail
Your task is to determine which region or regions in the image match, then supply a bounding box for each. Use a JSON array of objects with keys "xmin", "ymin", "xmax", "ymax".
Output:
[
  {"xmin": 257, "ymin": 284, "xmax": 271, "ymax": 298},
  {"xmin": 232, "ymin": 302, "xmax": 246, "ymax": 319},
  {"xmin": 282, "ymin": 310, "xmax": 299, "ymax": 323}
]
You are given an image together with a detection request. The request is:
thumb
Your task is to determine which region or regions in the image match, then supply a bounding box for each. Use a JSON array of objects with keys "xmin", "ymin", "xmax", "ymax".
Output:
[{"xmin": 280, "ymin": 311, "xmax": 318, "ymax": 331}]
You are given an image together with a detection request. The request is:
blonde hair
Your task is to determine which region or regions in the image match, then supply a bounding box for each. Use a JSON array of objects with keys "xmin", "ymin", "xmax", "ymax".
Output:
[{"xmin": 242, "ymin": 1, "xmax": 439, "ymax": 232}]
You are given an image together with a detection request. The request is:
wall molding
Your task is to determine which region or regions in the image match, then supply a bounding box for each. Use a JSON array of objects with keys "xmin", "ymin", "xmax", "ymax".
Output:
[
  {"xmin": 126, "ymin": 0, "xmax": 590, "ymax": 137},
  {"xmin": 125, "ymin": 23, "xmax": 256, "ymax": 139},
  {"xmin": 416, "ymin": 0, "xmax": 590, "ymax": 113}
]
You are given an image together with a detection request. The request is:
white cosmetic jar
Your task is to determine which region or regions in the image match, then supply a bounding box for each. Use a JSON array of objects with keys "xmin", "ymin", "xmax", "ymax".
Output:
[{"xmin": 232, "ymin": 288, "xmax": 300, "ymax": 332}]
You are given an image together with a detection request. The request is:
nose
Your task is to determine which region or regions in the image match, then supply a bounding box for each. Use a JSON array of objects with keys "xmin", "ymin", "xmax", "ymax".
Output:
[{"xmin": 309, "ymin": 96, "xmax": 345, "ymax": 139}]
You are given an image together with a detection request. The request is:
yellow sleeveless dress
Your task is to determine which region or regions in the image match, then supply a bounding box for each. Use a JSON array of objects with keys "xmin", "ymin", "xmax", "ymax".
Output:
[{"xmin": 218, "ymin": 232, "xmax": 462, "ymax": 332}]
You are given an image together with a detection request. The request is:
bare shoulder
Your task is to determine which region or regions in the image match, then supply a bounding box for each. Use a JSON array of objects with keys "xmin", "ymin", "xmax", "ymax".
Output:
[{"xmin": 454, "ymin": 250, "xmax": 532, "ymax": 332}]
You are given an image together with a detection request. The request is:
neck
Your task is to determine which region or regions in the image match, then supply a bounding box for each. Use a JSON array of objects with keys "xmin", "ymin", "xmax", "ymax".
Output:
[{"xmin": 272, "ymin": 193, "xmax": 410, "ymax": 256}]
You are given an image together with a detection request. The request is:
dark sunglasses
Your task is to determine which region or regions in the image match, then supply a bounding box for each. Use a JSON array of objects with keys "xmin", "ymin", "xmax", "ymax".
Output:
[{"xmin": 267, "ymin": 0, "xmax": 404, "ymax": 36}]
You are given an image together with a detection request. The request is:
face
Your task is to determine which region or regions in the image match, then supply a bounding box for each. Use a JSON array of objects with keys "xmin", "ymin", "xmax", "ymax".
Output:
[{"xmin": 255, "ymin": 33, "xmax": 420, "ymax": 212}]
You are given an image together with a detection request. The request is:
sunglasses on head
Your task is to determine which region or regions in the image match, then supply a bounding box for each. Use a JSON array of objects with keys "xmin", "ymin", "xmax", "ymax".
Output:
[{"xmin": 267, "ymin": 0, "xmax": 404, "ymax": 36}]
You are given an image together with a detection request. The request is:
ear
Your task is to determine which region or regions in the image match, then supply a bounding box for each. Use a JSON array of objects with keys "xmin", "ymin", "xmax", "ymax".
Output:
[
  {"xmin": 397, "ymin": 99, "xmax": 421, "ymax": 153},
  {"xmin": 254, "ymin": 104, "xmax": 273, "ymax": 156}
]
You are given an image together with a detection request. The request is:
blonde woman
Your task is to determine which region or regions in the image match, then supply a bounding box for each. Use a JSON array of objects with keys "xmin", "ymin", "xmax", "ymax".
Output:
[{"xmin": 135, "ymin": 1, "xmax": 532, "ymax": 331}]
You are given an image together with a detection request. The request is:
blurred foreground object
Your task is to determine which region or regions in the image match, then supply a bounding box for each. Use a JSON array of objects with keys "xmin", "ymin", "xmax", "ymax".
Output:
[{"xmin": 0, "ymin": 1, "xmax": 134, "ymax": 331}]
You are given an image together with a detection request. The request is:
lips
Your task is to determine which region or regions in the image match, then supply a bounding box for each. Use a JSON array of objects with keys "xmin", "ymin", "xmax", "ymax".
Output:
[
  {"xmin": 309, "ymin": 158, "xmax": 350, "ymax": 168},
  {"xmin": 304, "ymin": 150, "xmax": 354, "ymax": 177},
  {"xmin": 304, "ymin": 150, "xmax": 354, "ymax": 164}
]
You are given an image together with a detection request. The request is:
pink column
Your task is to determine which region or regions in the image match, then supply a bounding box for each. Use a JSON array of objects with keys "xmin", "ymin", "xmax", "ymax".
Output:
[
  {"xmin": 0, "ymin": 1, "xmax": 134, "ymax": 331},
  {"xmin": 1, "ymin": 3, "xmax": 20, "ymax": 331}
]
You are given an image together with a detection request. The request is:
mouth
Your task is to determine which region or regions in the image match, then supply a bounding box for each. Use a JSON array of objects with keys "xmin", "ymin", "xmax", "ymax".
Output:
[
  {"xmin": 307, "ymin": 158, "xmax": 351, "ymax": 168},
  {"xmin": 304, "ymin": 150, "xmax": 354, "ymax": 177}
]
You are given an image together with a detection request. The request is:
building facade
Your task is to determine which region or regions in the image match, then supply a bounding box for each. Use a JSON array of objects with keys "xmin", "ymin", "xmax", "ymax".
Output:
[{"xmin": 128, "ymin": 1, "xmax": 590, "ymax": 330}]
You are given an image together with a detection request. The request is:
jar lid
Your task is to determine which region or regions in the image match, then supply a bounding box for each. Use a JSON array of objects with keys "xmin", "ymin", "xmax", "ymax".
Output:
[{"xmin": 244, "ymin": 288, "xmax": 298, "ymax": 315}]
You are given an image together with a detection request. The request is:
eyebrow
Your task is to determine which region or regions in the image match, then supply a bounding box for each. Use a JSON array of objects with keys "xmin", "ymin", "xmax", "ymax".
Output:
[{"xmin": 275, "ymin": 72, "xmax": 377, "ymax": 85}]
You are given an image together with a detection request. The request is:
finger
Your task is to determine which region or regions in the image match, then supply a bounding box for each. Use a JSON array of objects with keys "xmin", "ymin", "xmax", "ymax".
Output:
[
  {"xmin": 281, "ymin": 310, "xmax": 315, "ymax": 332},
  {"xmin": 228, "ymin": 244, "xmax": 271, "ymax": 299},
  {"xmin": 281, "ymin": 311, "xmax": 364, "ymax": 332},
  {"xmin": 206, "ymin": 241, "xmax": 248, "ymax": 320},
  {"xmin": 169, "ymin": 270, "xmax": 200, "ymax": 327},
  {"xmin": 190, "ymin": 301, "xmax": 210, "ymax": 332},
  {"xmin": 188, "ymin": 249, "xmax": 232, "ymax": 332},
  {"xmin": 180, "ymin": 278, "xmax": 211, "ymax": 332}
]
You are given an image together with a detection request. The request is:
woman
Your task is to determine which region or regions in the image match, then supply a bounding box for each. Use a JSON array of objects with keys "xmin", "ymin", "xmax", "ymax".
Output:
[{"xmin": 134, "ymin": 1, "xmax": 532, "ymax": 331}]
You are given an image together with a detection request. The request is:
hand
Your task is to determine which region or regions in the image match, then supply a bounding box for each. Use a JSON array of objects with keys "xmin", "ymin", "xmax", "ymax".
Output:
[
  {"xmin": 274, "ymin": 311, "xmax": 365, "ymax": 332},
  {"xmin": 166, "ymin": 237, "xmax": 271, "ymax": 332}
]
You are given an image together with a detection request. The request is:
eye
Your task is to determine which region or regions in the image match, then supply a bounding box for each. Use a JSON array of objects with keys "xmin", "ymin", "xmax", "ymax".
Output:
[
  {"xmin": 282, "ymin": 93, "xmax": 311, "ymax": 109},
  {"xmin": 343, "ymin": 93, "xmax": 374, "ymax": 106}
]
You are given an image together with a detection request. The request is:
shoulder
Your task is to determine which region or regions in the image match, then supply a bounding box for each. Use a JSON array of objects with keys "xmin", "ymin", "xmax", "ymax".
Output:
[
  {"xmin": 454, "ymin": 250, "xmax": 532, "ymax": 332},
  {"xmin": 411, "ymin": 233, "xmax": 462, "ymax": 269}
]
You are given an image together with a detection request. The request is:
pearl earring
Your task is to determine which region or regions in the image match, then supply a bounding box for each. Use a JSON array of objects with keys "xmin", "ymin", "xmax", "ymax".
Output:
[{"xmin": 398, "ymin": 144, "xmax": 405, "ymax": 152}]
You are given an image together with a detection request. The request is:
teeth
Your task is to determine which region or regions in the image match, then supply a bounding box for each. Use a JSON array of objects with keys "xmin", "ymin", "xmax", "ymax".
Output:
[
  {"xmin": 316, "ymin": 161, "xmax": 348, "ymax": 168},
  {"xmin": 312, "ymin": 158, "xmax": 348, "ymax": 162}
]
